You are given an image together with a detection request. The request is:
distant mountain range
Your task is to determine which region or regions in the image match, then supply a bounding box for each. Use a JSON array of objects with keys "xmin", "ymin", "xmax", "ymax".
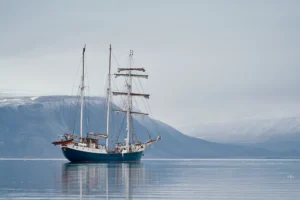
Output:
[
  {"xmin": 180, "ymin": 118, "xmax": 300, "ymax": 152},
  {"xmin": 0, "ymin": 96, "xmax": 299, "ymax": 158}
]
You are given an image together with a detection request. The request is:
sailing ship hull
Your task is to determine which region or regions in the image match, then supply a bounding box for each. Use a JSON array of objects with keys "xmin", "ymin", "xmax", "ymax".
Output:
[{"xmin": 62, "ymin": 146, "xmax": 143, "ymax": 162}]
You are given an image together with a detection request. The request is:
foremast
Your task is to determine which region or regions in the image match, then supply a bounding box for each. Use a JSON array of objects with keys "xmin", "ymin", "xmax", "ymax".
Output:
[
  {"xmin": 112, "ymin": 50, "xmax": 149, "ymax": 152},
  {"xmin": 80, "ymin": 45, "xmax": 86, "ymax": 142}
]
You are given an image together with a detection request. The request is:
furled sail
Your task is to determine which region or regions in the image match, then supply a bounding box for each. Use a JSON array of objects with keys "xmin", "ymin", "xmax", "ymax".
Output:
[
  {"xmin": 117, "ymin": 68, "xmax": 145, "ymax": 72},
  {"xmin": 112, "ymin": 92, "xmax": 150, "ymax": 99}
]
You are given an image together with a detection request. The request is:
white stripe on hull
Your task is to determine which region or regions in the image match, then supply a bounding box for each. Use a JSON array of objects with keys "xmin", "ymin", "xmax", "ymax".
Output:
[
  {"xmin": 62, "ymin": 144, "xmax": 145, "ymax": 154},
  {"xmin": 62, "ymin": 144, "xmax": 107, "ymax": 154}
]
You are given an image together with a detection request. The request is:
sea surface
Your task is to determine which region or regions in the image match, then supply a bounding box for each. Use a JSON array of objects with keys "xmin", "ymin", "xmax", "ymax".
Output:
[{"xmin": 0, "ymin": 159, "xmax": 299, "ymax": 199}]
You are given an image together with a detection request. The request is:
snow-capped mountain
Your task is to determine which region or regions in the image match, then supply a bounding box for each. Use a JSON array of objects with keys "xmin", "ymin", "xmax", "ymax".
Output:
[{"xmin": 0, "ymin": 96, "xmax": 298, "ymax": 158}]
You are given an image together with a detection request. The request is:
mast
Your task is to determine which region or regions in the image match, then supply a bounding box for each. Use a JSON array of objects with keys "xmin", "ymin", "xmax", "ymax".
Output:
[
  {"xmin": 106, "ymin": 45, "xmax": 112, "ymax": 149},
  {"xmin": 126, "ymin": 50, "xmax": 133, "ymax": 151},
  {"xmin": 80, "ymin": 45, "xmax": 86, "ymax": 142},
  {"xmin": 111, "ymin": 50, "xmax": 149, "ymax": 151}
]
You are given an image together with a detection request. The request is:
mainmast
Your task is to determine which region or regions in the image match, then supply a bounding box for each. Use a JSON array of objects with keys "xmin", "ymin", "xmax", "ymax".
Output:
[
  {"xmin": 126, "ymin": 50, "xmax": 134, "ymax": 150},
  {"xmin": 80, "ymin": 45, "xmax": 86, "ymax": 142},
  {"xmin": 112, "ymin": 50, "xmax": 149, "ymax": 151},
  {"xmin": 106, "ymin": 45, "xmax": 112, "ymax": 149}
]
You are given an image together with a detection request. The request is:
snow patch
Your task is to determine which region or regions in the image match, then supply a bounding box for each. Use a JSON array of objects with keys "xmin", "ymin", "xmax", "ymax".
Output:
[{"xmin": 30, "ymin": 96, "xmax": 40, "ymax": 101}]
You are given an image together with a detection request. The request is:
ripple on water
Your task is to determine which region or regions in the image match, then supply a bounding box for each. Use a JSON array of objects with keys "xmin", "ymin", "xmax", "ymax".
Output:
[{"xmin": 0, "ymin": 159, "xmax": 300, "ymax": 199}]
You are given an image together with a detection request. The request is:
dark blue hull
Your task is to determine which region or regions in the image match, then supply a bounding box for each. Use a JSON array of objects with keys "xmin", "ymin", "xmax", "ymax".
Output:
[{"xmin": 62, "ymin": 147, "xmax": 143, "ymax": 162}]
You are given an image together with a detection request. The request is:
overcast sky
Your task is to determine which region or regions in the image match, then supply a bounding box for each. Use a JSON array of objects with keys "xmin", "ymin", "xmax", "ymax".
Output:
[{"xmin": 1, "ymin": 0, "xmax": 300, "ymax": 129}]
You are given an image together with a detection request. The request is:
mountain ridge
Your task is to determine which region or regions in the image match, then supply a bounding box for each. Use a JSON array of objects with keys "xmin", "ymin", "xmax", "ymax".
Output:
[
  {"xmin": 0, "ymin": 96, "xmax": 299, "ymax": 158},
  {"xmin": 180, "ymin": 118, "xmax": 300, "ymax": 152}
]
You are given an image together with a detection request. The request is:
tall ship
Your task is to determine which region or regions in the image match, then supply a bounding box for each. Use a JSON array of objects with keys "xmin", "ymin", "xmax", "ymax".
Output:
[{"xmin": 52, "ymin": 45, "xmax": 161, "ymax": 162}]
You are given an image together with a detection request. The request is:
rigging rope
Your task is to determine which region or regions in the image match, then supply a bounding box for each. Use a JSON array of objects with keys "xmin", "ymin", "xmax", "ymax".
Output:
[
  {"xmin": 68, "ymin": 56, "xmax": 82, "ymax": 130},
  {"xmin": 113, "ymin": 113, "xmax": 126, "ymax": 144},
  {"xmin": 108, "ymin": 50, "xmax": 160, "ymax": 145},
  {"xmin": 84, "ymin": 58, "xmax": 91, "ymax": 133},
  {"xmin": 72, "ymin": 87, "xmax": 81, "ymax": 134},
  {"xmin": 133, "ymin": 57, "xmax": 160, "ymax": 138}
]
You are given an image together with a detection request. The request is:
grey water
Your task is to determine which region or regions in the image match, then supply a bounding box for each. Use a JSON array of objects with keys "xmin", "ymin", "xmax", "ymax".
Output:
[{"xmin": 0, "ymin": 159, "xmax": 299, "ymax": 199}]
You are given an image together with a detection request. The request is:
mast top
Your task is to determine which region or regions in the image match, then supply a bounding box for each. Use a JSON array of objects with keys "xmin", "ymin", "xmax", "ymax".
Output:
[{"xmin": 83, "ymin": 44, "xmax": 86, "ymax": 53}]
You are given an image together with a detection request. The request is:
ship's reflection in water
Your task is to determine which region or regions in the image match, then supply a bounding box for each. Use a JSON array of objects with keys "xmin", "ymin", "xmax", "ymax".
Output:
[
  {"xmin": 61, "ymin": 162, "xmax": 147, "ymax": 199},
  {"xmin": 1, "ymin": 160, "xmax": 300, "ymax": 199}
]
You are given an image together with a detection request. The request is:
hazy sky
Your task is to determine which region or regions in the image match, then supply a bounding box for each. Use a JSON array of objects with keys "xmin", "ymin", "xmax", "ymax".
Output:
[{"xmin": 1, "ymin": 0, "xmax": 300, "ymax": 129}]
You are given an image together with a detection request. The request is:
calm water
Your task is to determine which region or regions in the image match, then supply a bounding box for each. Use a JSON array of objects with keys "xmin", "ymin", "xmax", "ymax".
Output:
[{"xmin": 0, "ymin": 159, "xmax": 299, "ymax": 199}]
